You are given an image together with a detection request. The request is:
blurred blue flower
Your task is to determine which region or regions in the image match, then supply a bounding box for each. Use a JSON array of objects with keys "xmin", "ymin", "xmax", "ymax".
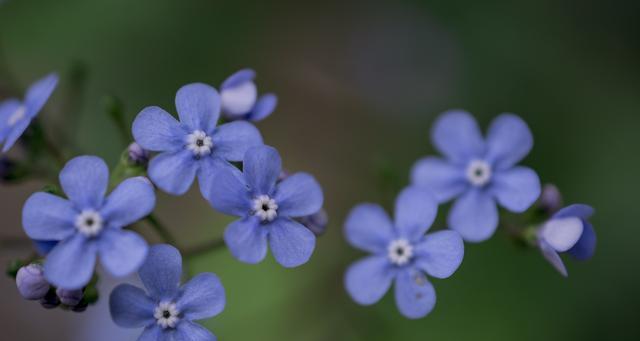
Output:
[
  {"xmin": 208, "ymin": 145, "xmax": 324, "ymax": 267},
  {"xmin": 411, "ymin": 110, "xmax": 541, "ymax": 242},
  {"xmin": 344, "ymin": 187, "xmax": 464, "ymax": 319},
  {"xmin": 22, "ymin": 156, "xmax": 155, "ymax": 289},
  {"xmin": 132, "ymin": 83, "xmax": 263, "ymax": 197},
  {"xmin": 0, "ymin": 73, "xmax": 58, "ymax": 152},
  {"xmin": 537, "ymin": 204, "xmax": 596, "ymax": 277},
  {"xmin": 110, "ymin": 244, "xmax": 225, "ymax": 341},
  {"xmin": 220, "ymin": 69, "xmax": 277, "ymax": 122}
]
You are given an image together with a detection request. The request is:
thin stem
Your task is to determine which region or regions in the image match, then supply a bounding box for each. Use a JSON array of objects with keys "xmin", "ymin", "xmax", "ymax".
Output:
[
  {"xmin": 183, "ymin": 238, "xmax": 226, "ymax": 258},
  {"xmin": 145, "ymin": 214, "xmax": 178, "ymax": 246}
]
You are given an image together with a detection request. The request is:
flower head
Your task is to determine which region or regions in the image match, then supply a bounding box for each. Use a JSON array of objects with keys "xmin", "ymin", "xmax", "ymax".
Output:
[
  {"xmin": 207, "ymin": 145, "xmax": 324, "ymax": 267},
  {"xmin": 537, "ymin": 204, "xmax": 596, "ymax": 277},
  {"xmin": 110, "ymin": 244, "xmax": 225, "ymax": 341},
  {"xmin": 0, "ymin": 73, "xmax": 58, "ymax": 153},
  {"xmin": 411, "ymin": 110, "xmax": 541, "ymax": 242},
  {"xmin": 132, "ymin": 83, "xmax": 263, "ymax": 197},
  {"xmin": 220, "ymin": 69, "xmax": 278, "ymax": 122},
  {"xmin": 344, "ymin": 187, "xmax": 464, "ymax": 319},
  {"xmin": 22, "ymin": 156, "xmax": 156, "ymax": 289}
]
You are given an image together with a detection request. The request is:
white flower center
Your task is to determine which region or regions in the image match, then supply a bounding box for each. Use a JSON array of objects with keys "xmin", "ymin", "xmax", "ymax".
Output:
[
  {"xmin": 466, "ymin": 159, "xmax": 492, "ymax": 187},
  {"xmin": 387, "ymin": 239, "xmax": 414, "ymax": 266},
  {"xmin": 252, "ymin": 195, "xmax": 278, "ymax": 222},
  {"xmin": 7, "ymin": 105, "xmax": 26, "ymax": 126},
  {"xmin": 154, "ymin": 301, "xmax": 180, "ymax": 329},
  {"xmin": 74, "ymin": 210, "xmax": 103, "ymax": 237},
  {"xmin": 186, "ymin": 130, "xmax": 213, "ymax": 157}
]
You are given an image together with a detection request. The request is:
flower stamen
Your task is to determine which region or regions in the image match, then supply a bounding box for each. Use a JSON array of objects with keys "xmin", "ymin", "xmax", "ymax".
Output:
[
  {"xmin": 74, "ymin": 210, "xmax": 103, "ymax": 237},
  {"xmin": 466, "ymin": 159, "xmax": 492, "ymax": 187},
  {"xmin": 154, "ymin": 301, "xmax": 180, "ymax": 329},
  {"xmin": 387, "ymin": 239, "xmax": 413, "ymax": 266},
  {"xmin": 252, "ymin": 195, "xmax": 278, "ymax": 222},
  {"xmin": 186, "ymin": 130, "xmax": 213, "ymax": 157}
]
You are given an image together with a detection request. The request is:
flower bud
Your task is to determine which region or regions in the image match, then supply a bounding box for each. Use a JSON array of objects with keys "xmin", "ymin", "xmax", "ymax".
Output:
[
  {"xmin": 0, "ymin": 157, "xmax": 15, "ymax": 181},
  {"xmin": 40, "ymin": 290, "xmax": 60, "ymax": 309},
  {"xmin": 56, "ymin": 288, "xmax": 84, "ymax": 306},
  {"xmin": 128, "ymin": 142, "xmax": 150, "ymax": 166},
  {"xmin": 537, "ymin": 184, "xmax": 563, "ymax": 215},
  {"xmin": 71, "ymin": 300, "xmax": 88, "ymax": 312},
  {"xmin": 298, "ymin": 209, "xmax": 329, "ymax": 236},
  {"xmin": 16, "ymin": 264, "xmax": 50, "ymax": 300}
]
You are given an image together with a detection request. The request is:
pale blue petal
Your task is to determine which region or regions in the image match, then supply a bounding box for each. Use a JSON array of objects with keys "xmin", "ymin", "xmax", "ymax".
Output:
[
  {"xmin": 394, "ymin": 187, "xmax": 438, "ymax": 241},
  {"xmin": 539, "ymin": 239, "xmax": 568, "ymax": 277},
  {"xmin": 490, "ymin": 167, "xmax": 540, "ymax": 213},
  {"xmin": 553, "ymin": 204, "xmax": 594, "ymax": 220},
  {"xmin": 24, "ymin": 73, "xmax": 58, "ymax": 119},
  {"xmin": 485, "ymin": 114, "xmax": 533, "ymax": 170},
  {"xmin": 541, "ymin": 217, "xmax": 583, "ymax": 252},
  {"xmin": 22, "ymin": 192, "xmax": 76, "ymax": 240},
  {"xmin": 138, "ymin": 326, "xmax": 165, "ymax": 341},
  {"xmin": 1, "ymin": 118, "xmax": 31, "ymax": 153},
  {"xmin": 101, "ymin": 177, "xmax": 156, "ymax": 228},
  {"xmin": 98, "ymin": 229, "xmax": 148, "ymax": 277},
  {"xmin": 0, "ymin": 99, "xmax": 21, "ymax": 142},
  {"xmin": 448, "ymin": 189, "xmax": 498, "ymax": 242},
  {"xmin": 268, "ymin": 218, "xmax": 316, "ymax": 268},
  {"xmin": 431, "ymin": 110, "xmax": 484, "ymax": 164},
  {"xmin": 274, "ymin": 173, "xmax": 323, "ymax": 218},
  {"xmin": 248, "ymin": 94, "xmax": 277, "ymax": 121},
  {"xmin": 345, "ymin": 256, "xmax": 393, "ymax": 305},
  {"xmin": 344, "ymin": 204, "xmax": 394, "ymax": 253},
  {"xmin": 243, "ymin": 145, "xmax": 280, "ymax": 196},
  {"xmin": 224, "ymin": 216, "xmax": 268, "ymax": 264},
  {"xmin": 139, "ymin": 244, "xmax": 182, "ymax": 300},
  {"xmin": 211, "ymin": 121, "xmax": 263, "ymax": 162},
  {"xmin": 394, "ymin": 268, "xmax": 436, "ymax": 319},
  {"xmin": 197, "ymin": 157, "xmax": 231, "ymax": 199},
  {"xmin": 175, "ymin": 83, "xmax": 220, "ymax": 133},
  {"xmin": 44, "ymin": 234, "xmax": 97, "ymax": 289},
  {"xmin": 175, "ymin": 321, "xmax": 217, "ymax": 341},
  {"xmin": 177, "ymin": 273, "xmax": 225, "ymax": 320},
  {"xmin": 132, "ymin": 106, "xmax": 186, "ymax": 152},
  {"xmin": 414, "ymin": 231, "xmax": 464, "ymax": 279},
  {"xmin": 568, "ymin": 221, "xmax": 596, "ymax": 261},
  {"xmin": 207, "ymin": 164, "xmax": 251, "ymax": 216},
  {"xmin": 59, "ymin": 156, "xmax": 109, "ymax": 209},
  {"xmin": 109, "ymin": 283, "xmax": 155, "ymax": 328},
  {"xmin": 221, "ymin": 69, "xmax": 256, "ymax": 89},
  {"xmin": 410, "ymin": 157, "xmax": 467, "ymax": 203},
  {"xmin": 148, "ymin": 150, "xmax": 199, "ymax": 195}
]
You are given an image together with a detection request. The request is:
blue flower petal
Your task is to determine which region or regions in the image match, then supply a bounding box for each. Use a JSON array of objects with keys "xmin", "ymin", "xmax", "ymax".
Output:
[
  {"xmin": 177, "ymin": 273, "xmax": 225, "ymax": 320},
  {"xmin": 207, "ymin": 164, "xmax": 251, "ymax": 216},
  {"xmin": 101, "ymin": 177, "xmax": 156, "ymax": 228},
  {"xmin": 485, "ymin": 114, "xmax": 533, "ymax": 170},
  {"xmin": 197, "ymin": 157, "xmax": 230, "ymax": 199},
  {"xmin": 211, "ymin": 121, "xmax": 263, "ymax": 162},
  {"xmin": 242, "ymin": 145, "xmax": 280, "ymax": 195},
  {"xmin": 394, "ymin": 268, "xmax": 436, "ymax": 319},
  {"xmin": 139, "ymin": 244, "xmax": 182, "ymax": 300},
  {"xmin": 109, "ymin": 283, "xmax": 155, "ymax": 328},
  {"xmin": 33, "ymin": 240, "xmax": 58, "ymax": 255},
  {"xmin": 414, "ymin": 231, "xmax": 464, "ymax": 279},
  {"xmin": 268, "ymin": 218, "xmax": 316, "ymax": 268},
  {"xmin": 224, "ymin": 216, "xmax": 268, "ymax": 264},
  {"xmin": 345, "ymin": 255, "xmax": 393, "ymax": 305},
  {"xmin": 568, "ymin": 221, "xmax": 596, "ymax": 261},
  {"xmin": 541, "ymin": 217, "xmax": 583, "ymax": 252},
  {"xmin": 431, "ymin": 110, "xmax": 484, "ymax": 164},
  {"xmin": 1, "ymin": 118, "xmax": 31, "ymax": 153},
  {"xmin": 553, "ymin": 204, "xmax": 594, "ymax": 220},
  {"xmin": 22, "ymin": 192, "xmax": 76, "ymax": 240},
  {"xmin": 344, "ymin": 204, "xmax": 394, "ymax": 253},
  {"xmin": 148, "ymin": 150, "xmax": 199, "ymax": 195},
  {"xmin": 448, "ymin": 189, "xmax": 498, "ymax": 242},
  {"xmin": 132, "ymin": 106, "xmax": 186, "ymax": 152},
  {"xmin": 175, "ymin": 83, "xmax": 220, "ymax": 133},
  {"xmin": 248, "ymin": 94, "xmax": 277, "ymax": 121},
  {"xmin": 59, "ymin": 156, "xmax": 109, "ymax": 209},
  {"xmin": 98, "ymin": 229, "xmax": 148, "ymax": 277},
  {"xmin": 539, "ymin": 239, "xmax": 568, "ymax": 277},
  {"xmin": 138, "ymin": 326, "xmax": 164, "ymax": 341},
  {"xmin": 24, "ymin": 73, "xmax": 58, "ymax": 119},
  {"xmin": 175, "ymin": 321, "xmax": 217, "ymax": 341},
  {"xmin": 394, "ymin": 187, "xmax": 438, "ymax": 241},
  {"xmin": 221, "ymin": 69, "xmax": 256, "ymax": 90},
  {"xmin": 490, "ymin": 166, "xmax": 540, "ymax": 213},
  {"xmin": 45, "ymin": 234, "xmax": 97, "ymax": 289},
  {"xmin": 0, "ymin": 99, "xmax": 23, "ymax": 144},
  {"xmin": 274, "ymin": 173, "xmax": 323, "ymax": 218},
  {"xmin": 410, "ymin": 157, "xmax": 467, "ymax": 203}
]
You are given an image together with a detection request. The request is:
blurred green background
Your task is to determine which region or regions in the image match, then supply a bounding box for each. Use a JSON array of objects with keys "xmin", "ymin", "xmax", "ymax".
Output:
[{"xmin": 1, "ymin": 0, "xmax": 639, "ymax": 340}]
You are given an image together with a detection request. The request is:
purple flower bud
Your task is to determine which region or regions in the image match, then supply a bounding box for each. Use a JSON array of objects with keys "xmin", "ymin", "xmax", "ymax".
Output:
[
  {"xmin": 16, "ymin": 264, "xmax": 50, "ymax": 300},
  {"xmin": 71, "ymin": 300, "xmax": 88, "ymax": 312},
  {"xmin": 56, "ymin": 288, "xmax": 84, "ymax": 306},
  {"xmin": 537, "ymin": 184, "xmax": 563, "ymax": 214},
  {"xmin": 297, "ymin": 209, "xmax": 329, "ymax": 236},
  {"xmin": 128, "ymin": 142, "xmax": 150, "ymax": 166},
  {"xmin": 277, "ymin": 170, "xmax": 290, "ymax": 183},
  {"xmin": 40, "ymin": 290, "xmax": 60, "ymax": 309}
]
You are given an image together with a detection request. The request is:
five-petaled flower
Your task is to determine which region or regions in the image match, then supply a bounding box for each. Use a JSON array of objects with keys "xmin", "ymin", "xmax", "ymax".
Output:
[
  {"xmin": 537, "ymin": 204, "xmax": 596, "ymax": 277},
  {"xmin": 207, "ymin": 145, "xmax": 324, "ymax": 267},
  {"xmin": 132, "ymin": 82, "xmax": 263, "ymax": 197},
  {"xmin": 110, "ymin": 244, "xmax": 225, "ymax": 341},
  {"xmin": 22, "ymin": 156, "xmax": 155, "ymax": 289},
  {"xmin": 344, "ymin": 187, "xmax": 464, "ymax": 319},
  {"xmin": 0, "ymin": 73, "xmax": 58, "ymax": 153},
  {"xmin": 411, "ymin": 110, "xmax": 541, "ymax": 242},
  {"xmin": 220, "ymin": 68, "xmax": 277, "ymax": 122}
]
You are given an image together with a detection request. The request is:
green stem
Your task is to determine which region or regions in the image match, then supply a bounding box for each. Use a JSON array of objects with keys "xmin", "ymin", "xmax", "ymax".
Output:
[{"xmin": 145, "ymin": 214, "xmax": 178, "ymax": 246}]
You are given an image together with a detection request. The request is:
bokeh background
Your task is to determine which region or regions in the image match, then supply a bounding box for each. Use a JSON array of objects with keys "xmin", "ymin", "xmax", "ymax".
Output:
[{"xmin": 1, "ymin": 0, "xmax": 639, "ymax": 340}]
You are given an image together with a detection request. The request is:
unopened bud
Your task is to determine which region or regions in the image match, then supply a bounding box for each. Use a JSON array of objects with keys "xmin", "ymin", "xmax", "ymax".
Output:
[
  {"xmin": 16, "ymin": 264, "xmax": 50, "ymax": 300},
  {"xmin": 128, "ymin": 142, "xmax": 150, "ymax": 166},
  {"xmin": 56, "ymin": 288, "xmax": 84, "ymax": 306},
  {"xmin": 537, "ymin": 184, "xmax": 563, "ymax": 215},
  {"xmin": 40, "ymin": 290, "xmax": 60, "ymax": 309},
  {"xmin": 298, "ymin": 209, "xmax": 329, "ymax": 236}
]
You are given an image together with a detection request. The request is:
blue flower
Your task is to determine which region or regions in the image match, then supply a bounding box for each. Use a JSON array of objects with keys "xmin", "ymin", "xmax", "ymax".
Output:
[
  {"xmin": 220, "ymin": 69, "xmax": 277, "ymax": 122},
  {"xmin": 411, "ymin": 110, "xmax": 541, "ymax": 242},
  {"xmin": 344, "ymin": 187, "xmax": 464, "ymax": 319},
  {"xmin": 132, "ymin": 83, "xmax": 263, "ymax": 197},
  {"xmin": 0, "ymin": 73, "xmax": 58, "ymax": 153},
  {"xmin": 22, "ymin": 156, "xmax": 155, "ymax": 289},
  {"xmin": 207, "ymin": 145, "xmax": 324, "ymax": 267},
  {"xmin": 110, "ymin": 244, "xmax": 225, "ymax": 341},
  {"xmin": 537, "ymin": 204, "xmax": 596, "ymax": 277}
]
